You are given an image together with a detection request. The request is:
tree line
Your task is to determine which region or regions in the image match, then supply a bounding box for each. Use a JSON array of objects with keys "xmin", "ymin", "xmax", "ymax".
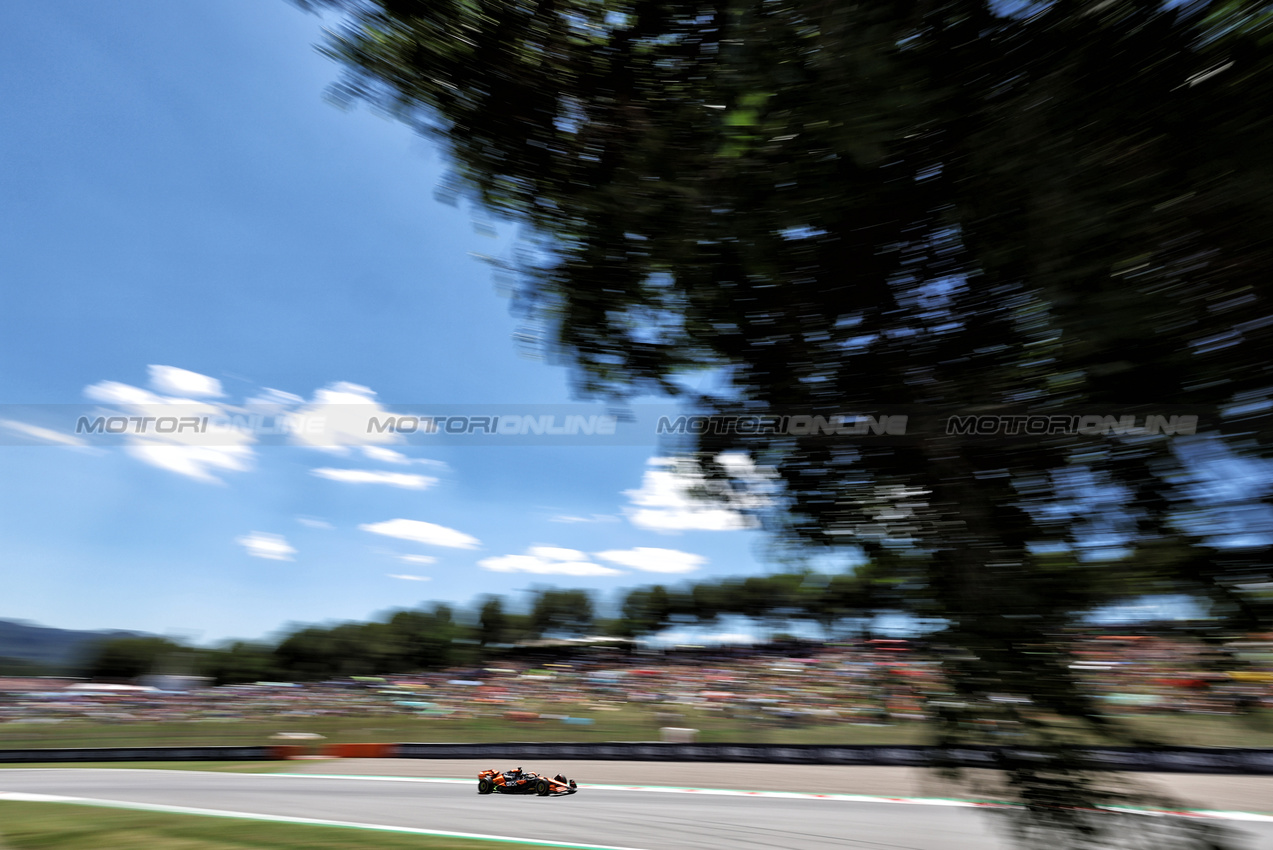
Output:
[
  {"xmin": 80, "ymin": 549, "xmax": 1193, "ymax": 685},
  {"xmin": 78, "ymin": 570, "xmax": 902, "ymax": 683},
  {"xmin": 300, "ymin": 0, "xmax": 1272, "ymax": 839}
]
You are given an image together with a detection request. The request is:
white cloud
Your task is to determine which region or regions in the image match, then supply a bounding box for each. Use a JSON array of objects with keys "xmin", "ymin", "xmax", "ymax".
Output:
[
  {"xmin": 527, "ymin": 545, "xmax": 587, "ymax": 561},
  {"xmin": 387, "ymin": 574, "xmax": 431, "ymax": 581},
  {"xmin": 288, "ymin": 382, "xmax": 408, "ymax": 453},
  {"xmin": 651, "ymin": 630, "xmax": 754, "ymax": 646},
  {"xmin": 359, "ymin": 518, "xmax": 480, "ymax": 549},
  {"xmin": 399, "ymin": 554, "xmax": 437, "ymax": 565},
  {"xmin": 360, "ymin": 446, "xmax": 448, "ymax": 469},
  {"xmin": 311, "ymin": 468, "xmax": 438, "ymax": 490},
  {"xmin": 85, "ymin": 380, "xmax": 164, "ymax": 407},
  {"xmin": 148, "ymin": 365, "xmax": 223, "ymax": 398},
  {"xmin": 478, "ymin": 545, "xmax": 623, "ymax": 576},
  {"xmin": 240, "ymin": 380, "xmax": 435, "ymax": 457},
  {"xmin": 362, "ymin": 446, "xmax": 410, "ymax": 464},
  {"xmin": 594, "ymin": 547, "xmax": 707, "ymax": 574},
  {"xmin": 479, "ymin": 549, "xmax": 622, "ymax": 576},
  {"xmin": 83, "ymin": 370, "xmax": 255, "ymax": 484},
  {"xmin": 623, "ymin": 454, "xmax": 772, "ymax": 533},
  {"xmin": 0, "ymin": 419, "xmax": 86, "ymax": 447},
  {"xmin": 626, "ymin": 460, "xmax": 725, "ymax": 531},
  {"xmin": 550, "ymin": 514, "xmax": 619, "ymax": 524},
  {"xmin": 130, "ymin": 444, "xmax": 252, "ymax": 484},
  {"xmin": 76, "ymin": 369, "xmax": 443, "ymax": 483},
  {"xmin": 236, "ymin": 531, "xmax": 296, "ymax": 561},
  {"xmin": 297, "ymin": 517, "xmax": 333, "ymax": 529},
  {"xmin": 245, "ymin": 388, "xmax": 304, "ymax": 407},
  {"xmin": 625, "ymin": 501, "xmax": 745, "ymax": 532}
]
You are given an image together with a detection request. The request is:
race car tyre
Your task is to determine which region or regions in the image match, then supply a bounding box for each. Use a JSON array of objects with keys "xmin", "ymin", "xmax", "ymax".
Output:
[
  {"xmin": 478, "ymin": 777, "xmax": 493, "ymax": 795},
  {"xmin": 536, "ymin": 778, "xmax": 550, "ymax": 796}
]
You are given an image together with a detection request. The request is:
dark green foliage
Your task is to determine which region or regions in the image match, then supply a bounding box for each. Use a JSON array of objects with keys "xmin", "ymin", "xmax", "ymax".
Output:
[
  {"xmin": 477, "ymin": 594, "xmax": 509, "ymax": 645},
  {"xmin": 269, "ymin": 604, "xmax": 460, "ymax": 680},
  {"xmin": 295, "ymin": 0, "xmax": 1273, "ymax": 841},
  {"xmin": 82, "ymin": 637, "xmax": 188, "ymax": 681},
  {"xmin": 0, "ymin": 656, "xmax": 53, "ymax": 677},
  {"xmin": 199, "ymin": 641, "xmax": 278, "ymax": 686},
  {"xmin": 0, "ymin": 620, "xmax": 153, "ymax": 671},
  {"xmin": 135, "ymin": 575, "xmax": 888, "ymax": 684},
  {"xmin": 529, "ymin": 588, "xmax": 595, "ymax": 636}
]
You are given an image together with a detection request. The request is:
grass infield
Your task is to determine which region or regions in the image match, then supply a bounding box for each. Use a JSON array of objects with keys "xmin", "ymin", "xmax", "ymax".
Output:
[
  {"xmin": 1, "ymin": 708, "xmax": 1271, "ymax": 751},
  {"xmin": 0, "ymin": 761, "xmax": 290, "ymax": 772},
  {"xmin": 0, "ymin": 801, "xmax": 607, "ymax": 850}
]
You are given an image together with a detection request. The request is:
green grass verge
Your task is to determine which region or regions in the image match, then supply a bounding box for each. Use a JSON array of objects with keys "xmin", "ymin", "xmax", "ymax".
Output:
[
  {"xmin": 0, "ymin": 801, "xmax": 586, "ymax": 850},
  {"xmin": 2, "ymin": 707, "xmax": 1270, "ymax": 750},
  {"xmin": 0, "ymin": 706, "xmax": 929, "ymax": 749},
  {"xmin": 0, "ymin": 761, "xmax": 290, "ymax": 772}
]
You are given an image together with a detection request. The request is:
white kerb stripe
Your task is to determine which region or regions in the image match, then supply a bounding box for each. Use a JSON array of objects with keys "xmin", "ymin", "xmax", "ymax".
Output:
[{"xmin": 0, "ymin": 792, "xmax": 654, "ymax": 850}]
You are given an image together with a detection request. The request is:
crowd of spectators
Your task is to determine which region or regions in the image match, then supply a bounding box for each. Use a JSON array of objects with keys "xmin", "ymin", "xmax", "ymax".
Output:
[
  {"xmin": 1, "ymin": 634, "xmax": 1270, "ymax": 734},
  {"xmin": 1069, "ymin": 634, "xmax": 1273, "ymax": 715}
]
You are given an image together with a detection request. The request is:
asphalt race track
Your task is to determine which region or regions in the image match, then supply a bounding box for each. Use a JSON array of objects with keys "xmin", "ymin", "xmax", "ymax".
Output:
[{"xmin": 2, "ymin": 769, "xmax": 1272, "ymax": 849}]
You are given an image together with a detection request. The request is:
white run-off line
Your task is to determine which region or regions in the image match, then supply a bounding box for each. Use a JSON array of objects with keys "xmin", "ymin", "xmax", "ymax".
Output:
[
  {"xmin": 0, "ymin": 791, "xmax": 651, "ymax": 850},
  {"xmin": 5, "ymin": 770, "xmax": 1273, "ymax": 827},
  {"xmin": 276, "ymin": 772, "xmax": 1273, "ymax": 823}
]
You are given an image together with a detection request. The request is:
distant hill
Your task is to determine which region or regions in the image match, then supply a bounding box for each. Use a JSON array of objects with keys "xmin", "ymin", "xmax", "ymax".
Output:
[{"xmin": 0, "ymin": 619, "xmax": 151, "ymax": 672}]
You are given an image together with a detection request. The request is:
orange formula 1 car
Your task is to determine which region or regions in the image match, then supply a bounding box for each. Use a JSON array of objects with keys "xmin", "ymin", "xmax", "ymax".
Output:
[{"xmin": 477, "ymin": 767, "xmax": 578, "ymax": 796}]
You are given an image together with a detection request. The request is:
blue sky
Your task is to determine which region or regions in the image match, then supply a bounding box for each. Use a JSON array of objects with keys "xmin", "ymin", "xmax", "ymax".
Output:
[{"xmin": 0, "ymin": 0, "xmax": 782, "ymax": 644}]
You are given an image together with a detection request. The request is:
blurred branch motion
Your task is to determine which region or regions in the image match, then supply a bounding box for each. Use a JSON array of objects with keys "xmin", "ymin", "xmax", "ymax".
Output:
[{"xmin": 298, "ymin": 0, "xmax": 1273, "ymax": 842}]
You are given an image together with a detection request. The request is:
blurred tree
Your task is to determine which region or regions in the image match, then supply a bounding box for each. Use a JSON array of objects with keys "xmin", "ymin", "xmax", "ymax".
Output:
[
  {"xmin": 529, "ymin": 588, "xmax": 595, "ymax": 636},
  {"xmin": 616, "ymin": 584, "xmax": 671, "ymax": 636},
  {"xmin": 381, "ymin": 604, "xmax": 458, "ymax": 669},
  {"xmin": 273, "ymin": 626, "xmax": 341, "ymax": 680},
  {"xmin": 477, "ymin": 594, "xmax": 509, "ymax": 646},
  {"xmin": 202, "ymin": 641, "xmax": 277, "ymax": 685},
  {"xmin": 305, "ymin": 0, "xmax": 1273, "ymax": 841},
  {"xmin": 801, "ymin": 572, "xmax": 877, "ymax": 638},
  {"xmin": 269, "ymin": 604, "xmax": 462, "ymax": 679},
  {"xmin": 689, "ymin": 579, "xmax": 729, "ymax": 625},
  {"xmin": 82, "ymin": 637, "xmax": 185, "ymax": 681},
  {"xmin": 0, "ymin": 656, "xmax": 51, "ymax": 677}
]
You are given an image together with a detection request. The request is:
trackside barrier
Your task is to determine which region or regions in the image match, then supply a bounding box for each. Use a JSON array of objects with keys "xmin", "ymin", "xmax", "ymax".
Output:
[
  {"xmin": 0, "ymin": 746, "xmax": 276, "ymax": 763},
  {"xmin": 3, "ymin": 743, "xmax": 1271, "ymax": 773},
  {"xmin": 320, "ymin": 742, "xmax": 396, "ymax": 759},
  {"xmin": 393, "ymin": 742, "xmax": 1273, "ymax": 775}
]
